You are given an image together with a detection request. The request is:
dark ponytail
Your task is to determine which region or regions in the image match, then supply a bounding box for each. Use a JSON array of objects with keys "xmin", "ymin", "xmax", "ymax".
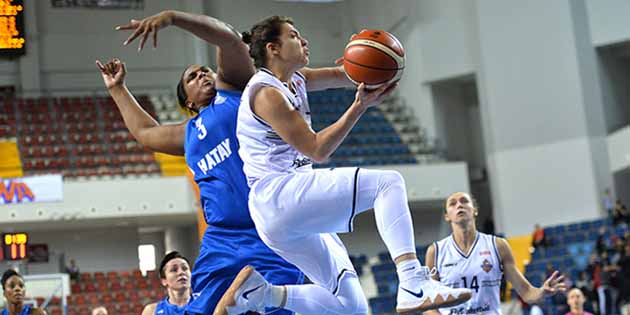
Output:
[
  {"xmin": 247, "ymin": 16, "xmax": 294, "ymax": 68},
  {"xmin": 241, "ymin": 31, "xmax": 252, "ymax": 45}
]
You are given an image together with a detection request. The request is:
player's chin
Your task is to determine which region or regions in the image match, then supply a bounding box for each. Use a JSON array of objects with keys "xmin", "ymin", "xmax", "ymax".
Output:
[{"xmin": 300, "ymin": 56, "xmax": 309, "ymax": 67}]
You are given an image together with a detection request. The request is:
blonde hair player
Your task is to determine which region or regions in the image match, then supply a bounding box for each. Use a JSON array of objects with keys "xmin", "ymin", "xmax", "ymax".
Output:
[
  {"xmin": 424, "ymin": 192, "xmax": 566, "ymax": 315},
  {"xmin": 213, "ymin": 15, "xmax": 472, "ymax": 315}
]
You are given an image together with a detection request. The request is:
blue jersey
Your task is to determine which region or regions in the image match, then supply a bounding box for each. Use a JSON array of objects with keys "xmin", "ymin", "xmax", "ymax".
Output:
[
  {"xmin": 155, "ymin": 297, "xmax": 188, "ymax": 315},
  {"xmin": 183, "ymin": 89, "xmax": 303, "ymax": 315},
  {"xmin": 185, "ymin": 89, "xmax": 252, "ymax": 229},
  {"xmin": 1, "ymin": 305, "xmax": 31, "ymax": 315}
]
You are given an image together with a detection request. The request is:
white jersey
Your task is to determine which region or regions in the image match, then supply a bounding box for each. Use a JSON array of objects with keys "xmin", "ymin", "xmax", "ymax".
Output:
[
  {"xmin": 237, "ymin": 68, "xmax": 313, "ymax": 186},
  {"xmin": 434, "ymin": 232, "xmax": 503, "ymax": 315}
]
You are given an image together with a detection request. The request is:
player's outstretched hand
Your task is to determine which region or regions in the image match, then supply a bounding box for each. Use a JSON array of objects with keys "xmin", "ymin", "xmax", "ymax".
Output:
[
  {"xmin": 96, "ymin": 58, "xmax": 127, "ymax": 90},
  {"xmin": 541, "ymin": 271, "xmax": 567, "ymax": 296},
  {"xmin": 353, "ymin": 81, "xmax": 398, "ymax": 111},
  {"xmin": 116, "ymin": 10, "xmax": 175, "ymax": 51}
]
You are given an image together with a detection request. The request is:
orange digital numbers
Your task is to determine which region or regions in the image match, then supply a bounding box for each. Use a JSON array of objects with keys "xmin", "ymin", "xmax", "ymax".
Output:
[
  {"xmin": 0, "ymin": 0, "xmax": 25, "ymax": 56},
  {"xmin": 3, "ymin": 233, "xmax": 28, "ymax": 260}
]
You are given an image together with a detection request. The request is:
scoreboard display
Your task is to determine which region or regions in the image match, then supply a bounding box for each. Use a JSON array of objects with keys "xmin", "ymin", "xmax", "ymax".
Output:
[
  {"xmin": 3, "ymin": 232, "xmax": 28, "ymax": 260},
  {"xmin": 0, "ymin": 0, "xmax": 25, "ymax": 57}
]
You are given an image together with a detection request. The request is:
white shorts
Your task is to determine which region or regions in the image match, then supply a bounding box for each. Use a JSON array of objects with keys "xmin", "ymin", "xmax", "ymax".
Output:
[{"xmin": 248, "ymin": 167, "xmax": 377, "ymax": 293}]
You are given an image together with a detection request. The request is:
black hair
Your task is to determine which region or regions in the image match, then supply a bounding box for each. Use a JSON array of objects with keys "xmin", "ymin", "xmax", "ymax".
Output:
[
  {"xmin": 243, "ymin": 16, "xmax": 294, "ymax": 68},
  {"xmin": 1, "ymin": 269, "xmax": 22, "ymax": 290},
  {"xmin": 158, "ymin": 251, "xmax": 191, "ymax": 279},
  {"xmin": 176, "ymin": 69, "xmax": 195, "ymax": 114}
]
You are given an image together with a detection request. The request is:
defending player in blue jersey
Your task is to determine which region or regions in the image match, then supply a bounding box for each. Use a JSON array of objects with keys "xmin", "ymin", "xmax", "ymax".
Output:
[
  {"xmin": 1, "ymin": 270, "xmax": 46, "ymax": 315},
  {"xmin": 97, "ymin": 10, "xmax": 303, "ymax": 315},
  {"xmin": 142, "ymin": 252, "xmax": 193, "ymax": 315}
]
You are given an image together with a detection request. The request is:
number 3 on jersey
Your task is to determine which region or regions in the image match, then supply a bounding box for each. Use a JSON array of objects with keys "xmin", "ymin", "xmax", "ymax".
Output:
[
  {"xmin": 196, "ymin": 117, "xmax": 207, "ymax": 140},
  {"xmin": 461, "ymin": 276, "xmax": 479, "ymax": 293}
]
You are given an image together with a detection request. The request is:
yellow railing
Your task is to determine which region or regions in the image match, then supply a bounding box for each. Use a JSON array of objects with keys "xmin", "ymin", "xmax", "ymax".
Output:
[{"xmin": 0, "ymin": 141, "xmax": 23, "ymax": 178}]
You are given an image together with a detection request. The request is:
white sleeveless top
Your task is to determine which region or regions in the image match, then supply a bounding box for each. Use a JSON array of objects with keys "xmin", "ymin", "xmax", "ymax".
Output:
[
  {"xmin": 434, "ymin": 232, "xmax": 503, "ymax": 315},
  {"xmin": 237, "ymin": 68, "xmax": 313, "ymax": 187}
]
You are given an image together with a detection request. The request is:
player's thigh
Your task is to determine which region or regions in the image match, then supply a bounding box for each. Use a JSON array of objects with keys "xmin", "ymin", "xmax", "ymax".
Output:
[
  {"xmin": 262, "ymin": 233, "xmax": 356, "ymax": 293},
  {"xmin": 250, "ymin": 167, "xmax": 362, "ymax": 238}
]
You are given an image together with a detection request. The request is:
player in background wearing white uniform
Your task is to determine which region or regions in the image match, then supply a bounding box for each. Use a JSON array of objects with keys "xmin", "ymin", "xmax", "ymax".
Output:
[
  {"xmin": 214, "ymin": 16, "xmax": 472, "ymax": 315},
  {"xmin": 425, "ymin": 192, "xmax": 566, "ymax": 315}
]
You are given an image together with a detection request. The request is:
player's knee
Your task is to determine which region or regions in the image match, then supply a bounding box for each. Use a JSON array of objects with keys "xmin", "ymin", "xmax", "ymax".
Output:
[
  {"xmin": 336, "ymin": 280, "xmax": 369, "ymax": 315},
  {"xmin": 350, "ymin": 296, "xmax": 369, "ymax": 315},
  {"xmin": 336, "ymin": 295, "xmax": 368, "ymax": 315}
]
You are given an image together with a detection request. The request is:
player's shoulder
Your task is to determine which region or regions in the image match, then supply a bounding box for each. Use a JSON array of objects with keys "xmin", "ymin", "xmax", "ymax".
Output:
[
  {"xmin": 427, "ymin": 235, "xmax": 449, "ymax": 258},
  {"xmin": 142, "ymin": 302, "xmax": 159, "ymax": 315}
]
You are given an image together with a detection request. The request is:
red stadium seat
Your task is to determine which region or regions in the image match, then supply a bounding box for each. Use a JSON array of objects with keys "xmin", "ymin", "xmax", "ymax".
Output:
[
  {"xmin": 133, "ymin": 303, "xmax": 144, "ymax": 314},
  {"xmin": 115, "ymin": 292, "xmax": 126, "ymax": 303},
  {"xmin": 73, "ymin": 295, "xmax": 86, "ymax": 305},
  {"xmin": 128, "ymin": 290, "xmax": 139, "ymax": 302},
  {"xmin": 138, "ymin": 289, "xmax": 150, "ymax": 299},
  {"xmin": 150, "ymin": 289, "xmax": 162, "ymax": 300},
  {"xmin": 102, "ymin": 293, "xmax": 113, "ymax": 304},
  {"xmin": 137, "ymin": 279, "xmax": 148, "ymax": 290},
  {"xmin": 117, "ymin": 304, "xmax": 130, "ymax": 314},
  {"xmin": 106, "ymin": 271, "xmax": 119, "ymax": 280},
  {"xmin": 150, "ymin": 278, "xmax": 162, "ymax": 290},
  {"xmin": 87, "ymin": 293, "xmax": 99, "ymax": 305},
  {"xmin": 109, "ymin": 280, "xmax": 122, "ymax": 291},
  {"xmin": 71, "ymin": 283, "xmax": 81, "ymax": 294},
  {"xmin": 84, "ymin": 283, "xmax": 96, "ymax": 293},
  {"xmin": 123, "ymin": 281, "xmax": 134, "ymax": 291},
  {"xmin": 97, "ymin": 281, "xmax": 108, "ymax": 292}
]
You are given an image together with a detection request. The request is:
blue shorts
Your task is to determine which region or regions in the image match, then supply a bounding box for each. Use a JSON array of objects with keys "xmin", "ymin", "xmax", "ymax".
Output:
[{"xmin": 185, "ymin": 225, "xmax": 304, "ymax": 315}]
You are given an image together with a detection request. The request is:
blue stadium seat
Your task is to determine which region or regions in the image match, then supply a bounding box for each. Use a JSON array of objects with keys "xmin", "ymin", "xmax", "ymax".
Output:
[{"xmin": 567, "ymin": 223, "xmax": 579, "ymax": 232}]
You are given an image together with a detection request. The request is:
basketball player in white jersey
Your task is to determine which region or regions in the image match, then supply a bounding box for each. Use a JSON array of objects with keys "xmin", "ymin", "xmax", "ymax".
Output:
[
  {"xmin": 424, "ymin": 192, "xmax": 566, "ymax": 315},
  {"xmin": 213, "ymin": 16, "xmax": 472, "ymax": 315}
]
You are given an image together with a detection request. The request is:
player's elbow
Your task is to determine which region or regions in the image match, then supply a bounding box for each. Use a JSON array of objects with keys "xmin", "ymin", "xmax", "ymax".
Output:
[
  {"xmin": 309, "ymin": 152, "xmax": 329, "ymax": 164},
  {"xmin": 308, "ymin": 147, "xmax": 331, "ymax": 163}
]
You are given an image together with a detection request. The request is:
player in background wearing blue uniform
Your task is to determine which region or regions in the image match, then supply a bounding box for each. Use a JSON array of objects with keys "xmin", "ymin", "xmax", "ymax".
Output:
[
  {"xmin": 1, "ymin": 270, "xmax": 46, "ymax": 315},
  {"xmin": 96, "ymin": 10, "xmax": 303, "ymax": 315},
  {"xmin": 142, "ymin": 252, "xmax": 193, "ymax": 315}
]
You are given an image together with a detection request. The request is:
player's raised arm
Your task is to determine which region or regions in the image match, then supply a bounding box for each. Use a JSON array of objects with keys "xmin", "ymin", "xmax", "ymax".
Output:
[
  {"xmin": 254, "ymin": 82, "xmax": 395, "ymax": 163},
  {"xmin": 116, "ymin": 10, "xmax": 254, "ymax": 91},
  {"xmin": 299, "ymin": 63, "xmax": 354, "ymax": 92},
  {"xmin": 96, "ymin": 58, "xmax": 186, "ymax": 156}
]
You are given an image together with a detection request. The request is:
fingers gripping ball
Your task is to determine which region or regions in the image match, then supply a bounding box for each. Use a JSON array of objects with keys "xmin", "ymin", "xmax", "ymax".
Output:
[{"xmin": 343, "ymin": 30, "xmax": 405, "ymax": 89}]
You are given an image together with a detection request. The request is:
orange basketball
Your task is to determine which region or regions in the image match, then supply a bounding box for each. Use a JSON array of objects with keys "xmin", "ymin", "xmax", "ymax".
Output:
[{"xmin": 343, "ymin": 29, "xmax": 405, "ymax": 88}]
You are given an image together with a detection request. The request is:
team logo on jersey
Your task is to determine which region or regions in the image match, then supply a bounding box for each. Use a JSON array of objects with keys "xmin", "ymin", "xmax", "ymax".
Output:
[
  {"xmin": 479, "ymin": 250, "xmax": 491, "ymax": 256},
  {"xmin": 214, "ymin": 94, "xmax": 227, "ymax": 105},
  {"xmin": 481, "ymin": 259, "xmax": 493, "ymax": 273},
  {"xmin": 292, "ymin": 157, "xmax": 312, "ymax": 168}
]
